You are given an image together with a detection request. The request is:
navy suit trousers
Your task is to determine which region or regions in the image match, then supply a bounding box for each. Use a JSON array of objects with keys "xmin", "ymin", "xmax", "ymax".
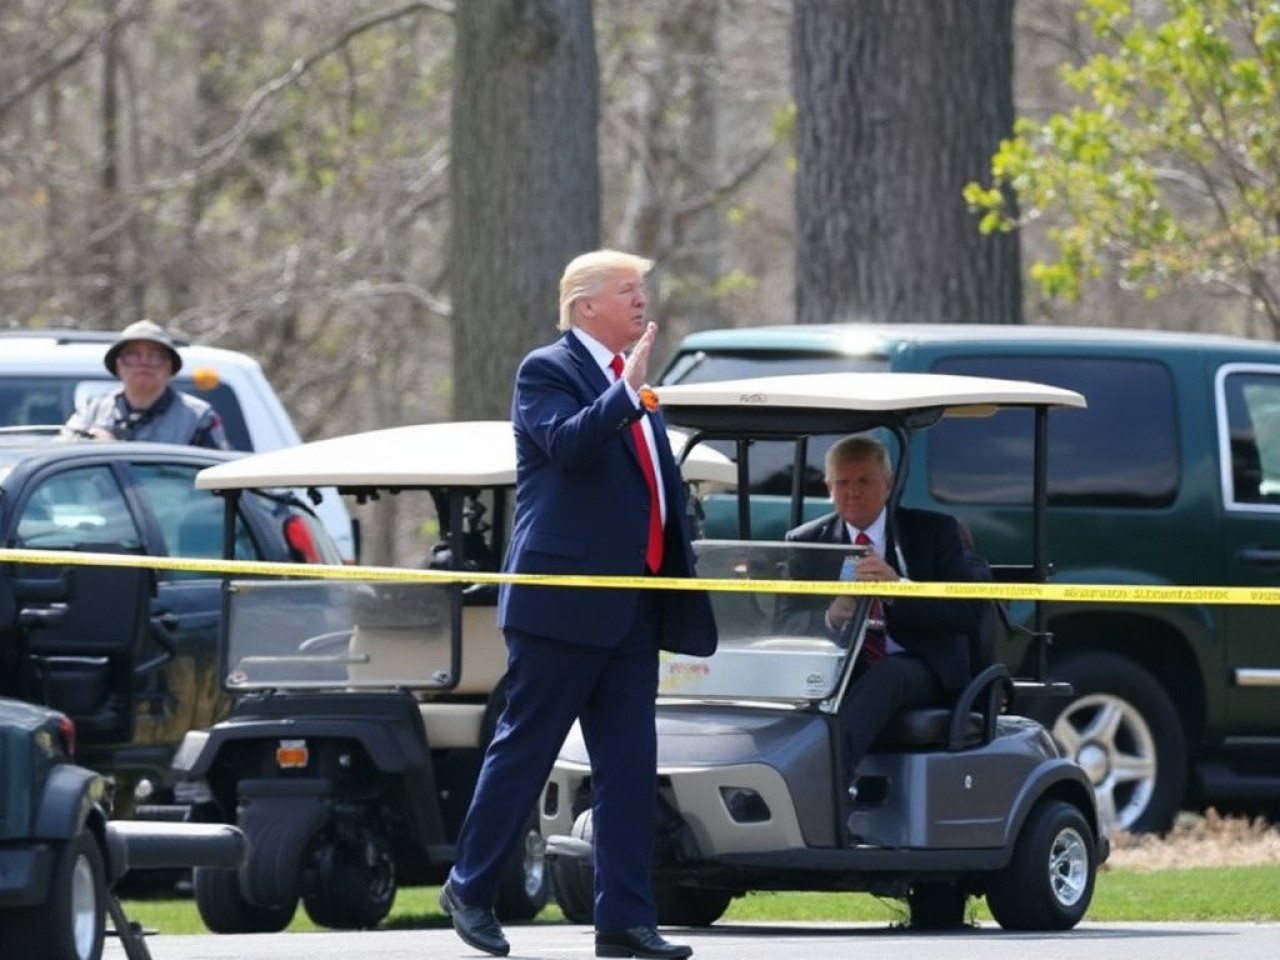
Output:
[{"xmin": 448, "ymin": 592, "xmax": 661, "ymax": 930}]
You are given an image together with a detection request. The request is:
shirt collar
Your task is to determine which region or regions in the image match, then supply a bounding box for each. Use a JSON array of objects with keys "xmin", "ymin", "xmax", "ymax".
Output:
[
  {"xmin": 571, "ymin": 327, "xmax": 619, "ymax": 378},
  {"xmin": 844, "ymin": 508, "xmax": 888, "ymax": 553}
]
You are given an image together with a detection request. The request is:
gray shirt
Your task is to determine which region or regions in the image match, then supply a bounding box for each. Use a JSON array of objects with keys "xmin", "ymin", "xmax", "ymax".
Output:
[{"xmin": 64, "ymin": 386, "xmax": 231, "ymax": 449}]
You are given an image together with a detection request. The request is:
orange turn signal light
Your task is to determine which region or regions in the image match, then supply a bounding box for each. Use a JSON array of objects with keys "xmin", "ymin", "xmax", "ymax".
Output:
[
  {"xmin": 276, "ymin": 739, "xmax": 309, "ymax": 769},
  {"xmin": 191, "ymin": 366, "xmax": 221, "ymax": 391}
]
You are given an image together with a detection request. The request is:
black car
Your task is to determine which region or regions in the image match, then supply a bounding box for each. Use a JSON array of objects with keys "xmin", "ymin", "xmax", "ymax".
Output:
[{"xmin": 0, "ymin": 432, "xmax": 342, "ymax": 817}]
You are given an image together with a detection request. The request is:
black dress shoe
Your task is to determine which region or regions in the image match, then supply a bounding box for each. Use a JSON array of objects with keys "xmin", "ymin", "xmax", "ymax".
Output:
[
  {"xmin": 595, "ymin": 926, "xmax": 693, "ymax": 959},
  {"xmin": 439, "ymin": 880, "xmax": 510, "ymax": 957}
]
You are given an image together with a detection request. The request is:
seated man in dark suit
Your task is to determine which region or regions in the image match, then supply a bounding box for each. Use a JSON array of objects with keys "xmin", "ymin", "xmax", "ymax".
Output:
[{"xmin": 775, "ymin": 434, "xmax": 986, "ymax": 789}]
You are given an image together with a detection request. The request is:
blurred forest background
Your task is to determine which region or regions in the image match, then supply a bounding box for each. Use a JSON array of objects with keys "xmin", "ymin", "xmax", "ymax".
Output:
[{"xmin": 0, "ymin": 0, "xmax": 1265, "ymax": 560}]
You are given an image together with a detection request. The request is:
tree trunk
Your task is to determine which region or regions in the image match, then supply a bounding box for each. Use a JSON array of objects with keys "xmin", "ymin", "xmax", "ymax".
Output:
[
  {"xmin": 451, "ymin": 0, "xmax": 600, "ymax": 420},
  {"xmin": 90, "ymin": 0, "xmax": 124, "ymax": 326},
  {"xmin": 614, "ymin": 1, "xmax": 722, "ymax": 344},
  {"xmin": 792, "ymin": 0, "xmax": 1021, "ymax": 326}
]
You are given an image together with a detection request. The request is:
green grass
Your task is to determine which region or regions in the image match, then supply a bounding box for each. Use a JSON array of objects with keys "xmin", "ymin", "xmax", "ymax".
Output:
[{"xmin": 121, "ymin": 864, "xmax": 1280, "ymax": 935}]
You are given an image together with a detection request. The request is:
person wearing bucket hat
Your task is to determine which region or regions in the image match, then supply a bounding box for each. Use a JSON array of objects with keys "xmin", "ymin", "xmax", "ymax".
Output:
[{"xmin": 61, "ymin": 320, "xmax": 230, "ymax": 449}]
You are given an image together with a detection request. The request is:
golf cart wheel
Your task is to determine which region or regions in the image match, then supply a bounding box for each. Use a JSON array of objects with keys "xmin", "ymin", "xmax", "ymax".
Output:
[
  {"xmin": 193, "ymin": 866, "xmax": 296, "ymax": 934},
  {"xmin": 549, "ymin": 810, "xmax": 595, "ymax": 924},
  {"xmin": 986, "ymin": 799, "xmax": 1096, "ymax": 931},
  {"xmin": 494, "ymin": 812, "xmax": 548, "ymax": 921},
  {"xmin": 301, "ymin": 834, "xmax": 396, "ymax": 930},
  {"xmin": 654, "ymin": 884, "xmax": 732, "ymax": 928},
  {"xmin": 906, "ymin": 881, "xmax": 969, "ymax": 930},
  {"xmin": 7, "ymin": 829, "xmax": 106, "ymax": 960},
  {"xmin": 1040, "ymin": 651, "xmax": 1185, "ymax": 835}
]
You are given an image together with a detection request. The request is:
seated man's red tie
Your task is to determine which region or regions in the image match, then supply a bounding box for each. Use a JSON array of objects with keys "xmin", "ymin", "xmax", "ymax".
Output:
[
  {"xmin": 611, "ymin": 354, "xmax": 664, "ymax": 573},
  {"xmin": 854, "ymin": 530, "xmax": 886, "ymax": 665}
]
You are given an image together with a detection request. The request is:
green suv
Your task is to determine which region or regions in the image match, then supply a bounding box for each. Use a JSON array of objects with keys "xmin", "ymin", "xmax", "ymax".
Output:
[{"xmin": 660, "ymin": 322, "xmax": 1280, "ymax": 835}]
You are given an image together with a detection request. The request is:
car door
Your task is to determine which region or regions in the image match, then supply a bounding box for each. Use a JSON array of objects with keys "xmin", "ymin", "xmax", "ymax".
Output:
[
  {"xmin": 7, "ymin": 461, "xmax": 153, "ymax": 748},
  {"xmin": 1215, "ymin": 363, "xmax": 1280, "ymax": 750},
  {"xmin": 124, "ymin": 459, "xmax": 262, "ymax": 742}
]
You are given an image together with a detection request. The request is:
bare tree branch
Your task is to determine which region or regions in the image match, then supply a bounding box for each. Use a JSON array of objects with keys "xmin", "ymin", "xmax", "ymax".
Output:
[
  {"xmin": 151, "ymin": 0, "xmax": 453, "ymax": 190},
  {"xmin": 0, "ymin": 0, "xmax": 142, "ymax": 124}
]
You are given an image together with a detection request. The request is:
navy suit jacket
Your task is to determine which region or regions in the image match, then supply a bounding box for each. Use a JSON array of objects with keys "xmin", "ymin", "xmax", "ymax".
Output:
[
  {"xmin": 776, "ymin": 508, "xmax": 984, "ymax": 691},
  {"xmin": 497, "ymin": 332, "xmax": 717, "ymax": 656}
]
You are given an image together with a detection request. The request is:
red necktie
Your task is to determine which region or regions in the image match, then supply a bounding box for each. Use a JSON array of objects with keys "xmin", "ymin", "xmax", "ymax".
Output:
[
  {"xmin": 854, "ymin": 530, "xmax": 886, "ymax": 665},
  {"xmin": 610, "ymin": 354, "xmax": 664, "ymax": 573}
]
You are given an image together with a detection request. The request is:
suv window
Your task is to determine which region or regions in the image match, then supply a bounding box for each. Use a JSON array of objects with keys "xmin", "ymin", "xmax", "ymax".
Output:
[
  {"xmin": 15, "ymin": 465, "xmax": 143, "ymax": 549},
  {"xmin": 1219, "ymin": 366, "xmax": 1280, "ymax": 506},
  {"xmin": 662, "ymin": 351, "xmax": 884, "ymax": 385},
  {"xmin": 929, "ymin": 356, "xmax": 1179, "ymax": 507},
  {"xmin": 660, "ymin": 353, "xmax": 888, "ymax": 496},
  {"xmin": 0, "ymin": 375, "xmax": 251, "ymax": 450}
]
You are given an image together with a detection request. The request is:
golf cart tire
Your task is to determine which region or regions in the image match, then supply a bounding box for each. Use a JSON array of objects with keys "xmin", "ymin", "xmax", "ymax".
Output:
[
  {"xmin": 906, "ymin": 881, "xmax": 969, "ymax": 930},
  {"xmin": 1040, "ymin": 651, "xmax": 1185, "ymax": 835},
  {"xmin": 6, "ymin": 828, "xmax": 107, "ymax": 960},
  {"xmin": 193, "ymin": 866, "xmax": 296, "ymax": 934},
  {"xmin": 301, "ymin": 833, "xmax": 396, "ymax": 930},
  {"xmin": 549, "ymin": 810, "xmax": 595, "ymax": 924},
  {"xmin": 986, "ymin": 798, "xmax": 1096, "ymax": 931},
  {"xmin": 654, "ymin": 884, "xmax": 732, "ymax": 928},
  {"xmin": 494, "ymin": 812, "xmax": 548, "ymax": 921}
]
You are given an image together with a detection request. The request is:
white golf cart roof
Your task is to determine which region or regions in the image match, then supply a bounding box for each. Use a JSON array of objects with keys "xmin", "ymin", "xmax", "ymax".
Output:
[
  {"xmin": 195, "ymin": 419, "xmax": 737, "ymax": 491},
  {"xmin": 654, "ymin": 371, "xmax": 1086, "ymax": 417}
]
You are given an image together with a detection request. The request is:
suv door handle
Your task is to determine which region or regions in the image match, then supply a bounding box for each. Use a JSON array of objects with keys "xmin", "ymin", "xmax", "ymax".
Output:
[
  {"xmin": 18, "ymin": 603, "xmax": 68, "ymax": 628},
  {"xmin": 1238, "ymin": 548, "xmax": 1280, "ymax": 567}
]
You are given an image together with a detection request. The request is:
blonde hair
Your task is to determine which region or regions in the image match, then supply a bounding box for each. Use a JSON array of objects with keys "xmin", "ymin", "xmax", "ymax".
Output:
[
  {"xmin": 558, "ymin": 249, "xmax": 654, "ymax": 331},
  {"xmin": 825, "ymin": 434, "xmax": 892, "ymax": 482}
]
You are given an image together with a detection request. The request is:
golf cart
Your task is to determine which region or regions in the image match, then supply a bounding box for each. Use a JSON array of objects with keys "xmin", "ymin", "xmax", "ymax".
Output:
[
  {"xmin": 168, "ymin": 420, "xmax": 734, "ymax": 933},
  {"xmin": 542, "ymin": 371, "xmax": 1109, "ymax": 931}
]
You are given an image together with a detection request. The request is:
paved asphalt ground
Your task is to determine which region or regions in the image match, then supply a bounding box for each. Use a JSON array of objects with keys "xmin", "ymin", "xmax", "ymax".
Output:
[{"xmin": 105, "ymin": 922, "xmax": 1279, "ymax": 960}]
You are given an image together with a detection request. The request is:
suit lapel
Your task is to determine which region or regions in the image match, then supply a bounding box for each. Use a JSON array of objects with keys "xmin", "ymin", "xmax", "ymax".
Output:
[{"xmin": 562, "ymin": 331, "xmax": 611, "ymax": 396}]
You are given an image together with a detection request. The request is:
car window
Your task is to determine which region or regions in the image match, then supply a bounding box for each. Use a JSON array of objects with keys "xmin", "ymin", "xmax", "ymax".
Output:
[
  {"xmin": 1219, "ymin": 368, "xmax": 1280, "ymax": 506},
  {"xmin": 0, "ymin": 378, "xmax": 66, "ymax": 427},
  {"xmin": 130, "ymin": 462, "xmax": 258, "ymax": 576},
  {"xmin": 660, "ymin": 353, "xmax": 889, "ymax": 497},
  {"xmin": 929, "ymin": 355, "xmax": 1179, "ymax": 507},
  {"xmin": 71, "ymin": 378, "xmax": 252, "ymax": 451},
  {"xmin": 660, "ymin": 351, "xmax": 884, "ymax": 386},
  {"xmin": 15, "ymin": 465, "xmax": 143, "ymax": 549}
]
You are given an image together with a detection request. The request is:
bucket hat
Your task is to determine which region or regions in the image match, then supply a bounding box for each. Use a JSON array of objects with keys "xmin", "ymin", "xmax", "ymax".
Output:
[{"xmin": 104, "ymin": 320, "xmax": 183, "ymax": 376}]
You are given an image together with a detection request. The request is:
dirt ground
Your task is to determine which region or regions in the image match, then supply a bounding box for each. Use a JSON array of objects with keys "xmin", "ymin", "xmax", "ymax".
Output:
[{"xmin": 1105, "ymin": 810, "xmax": 1280, "ymax": 871}]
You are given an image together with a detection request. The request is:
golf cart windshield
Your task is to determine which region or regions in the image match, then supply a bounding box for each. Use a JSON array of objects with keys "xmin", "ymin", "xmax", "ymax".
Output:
[
  {"xmin": 222, "ymin": 579, "xmax": 459, "ymax": 690},
  {"xmin": 660, "ymin": 539, "xmax": 868, "ymax": 704}
]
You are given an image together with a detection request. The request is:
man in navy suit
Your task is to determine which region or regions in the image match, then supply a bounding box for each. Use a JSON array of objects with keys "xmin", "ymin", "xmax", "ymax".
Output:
[
  {"xmin": 775, "ymin": 435, "xmax": 985, "ymax": 795},
  {"xmin": 440, "ymin": 249, "xmax": 717, "ymax": 959}
]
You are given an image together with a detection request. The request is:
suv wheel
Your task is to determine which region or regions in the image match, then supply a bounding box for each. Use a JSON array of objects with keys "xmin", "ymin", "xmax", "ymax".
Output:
[
  {"xmin": 1038, "ymin": 651, "xmax": 1186, "ymax": 835},
  {"xmin": 7, "ymin": 829, "xmax": 106, "ymax": 960}
]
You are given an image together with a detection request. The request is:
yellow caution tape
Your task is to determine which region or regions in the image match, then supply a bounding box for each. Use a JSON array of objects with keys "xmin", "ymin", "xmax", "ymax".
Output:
[{"xmin": 2, "ymin": 547, "xmax": 1277, "ymax": 605}]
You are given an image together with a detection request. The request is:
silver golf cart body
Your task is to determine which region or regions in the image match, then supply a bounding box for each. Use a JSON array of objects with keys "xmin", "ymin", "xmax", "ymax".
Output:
[
  {"xmin": 169, "ymin": 420, "xmax": 732, "ymax": 934},
  {"xmin": 542, "ymin": 372, "xmax": 1109, "ymax": 931}
]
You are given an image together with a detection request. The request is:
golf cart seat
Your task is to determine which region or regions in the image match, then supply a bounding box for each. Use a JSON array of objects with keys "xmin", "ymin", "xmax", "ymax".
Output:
[{"xmin": 870, "ymin": 596, "xmax": 1012, "ymax": 753}]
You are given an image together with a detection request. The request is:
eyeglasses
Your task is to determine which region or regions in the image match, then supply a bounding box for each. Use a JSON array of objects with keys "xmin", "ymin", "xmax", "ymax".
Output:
[{"xmin": 118, "ymin": 348, "xmax": 171, "ymax": 368}]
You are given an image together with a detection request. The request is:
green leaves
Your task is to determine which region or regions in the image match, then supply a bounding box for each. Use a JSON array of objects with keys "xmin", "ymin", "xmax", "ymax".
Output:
[{"xmin": 968, "ymin": 0, "xmax": 1280, "ymax": 323}]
